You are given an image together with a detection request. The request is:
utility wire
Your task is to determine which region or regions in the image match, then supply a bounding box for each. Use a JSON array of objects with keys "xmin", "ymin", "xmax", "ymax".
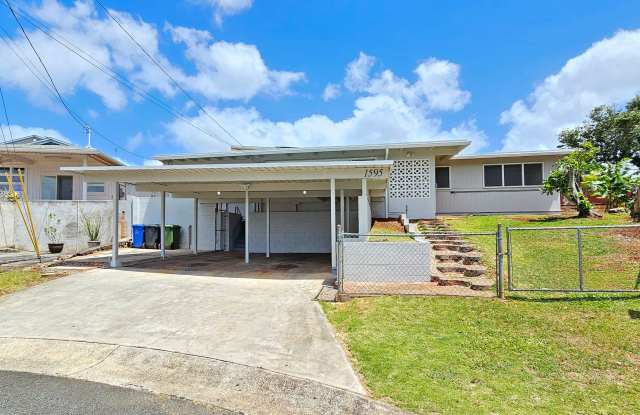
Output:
[
  {"xmin": 94, "ymin": 0, "xmax": 242, "ymax": 147},
  {"xmin": 2, "ymin": 6, "xmax": 237, "ymax": 148},
  {"xmin": 2, "ymin": 3, "xmax": 146, "ymax": 162},
  {"xmin": 0, "ymin": 86, "xmax": 15, "ymax": 152}
]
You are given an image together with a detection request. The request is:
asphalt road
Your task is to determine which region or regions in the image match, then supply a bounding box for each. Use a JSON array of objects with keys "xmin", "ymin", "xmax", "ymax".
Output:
[{"xmin": 0, "ymin": 371, "xmax": 237, "ymax": 415}]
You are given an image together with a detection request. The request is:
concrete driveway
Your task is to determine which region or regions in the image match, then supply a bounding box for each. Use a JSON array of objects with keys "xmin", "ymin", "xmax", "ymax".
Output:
[{"xmin": 0, "ymin": 254, "xmax": 363, "ymax": 394}]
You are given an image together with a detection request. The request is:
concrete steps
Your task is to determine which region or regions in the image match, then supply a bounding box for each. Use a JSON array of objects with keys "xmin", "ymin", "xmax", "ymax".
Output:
[{"xmin": 419, "ymin": 220, "xmax": 494, "ymax": 292}]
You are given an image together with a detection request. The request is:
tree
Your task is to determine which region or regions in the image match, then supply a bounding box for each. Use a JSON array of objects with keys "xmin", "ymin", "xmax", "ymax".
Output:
[
  {"xmin": 559, "ymin": 95, "xmax": 640, "ymax": 168},
  {"xmin": 542, "ymin": 142, "xmax": 598, "ymax": 217},
  {"xmin": 583, "ymin": 161, "xmax": 636, "ymax": 210}
]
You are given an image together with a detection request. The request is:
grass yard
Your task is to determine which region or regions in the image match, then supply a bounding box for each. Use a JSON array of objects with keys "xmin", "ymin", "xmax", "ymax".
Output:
[
  {"xmin": 323, "ymin": 213, "xmax": 640, "ymax": 414},
  {"xmin": 0, "ymin": 269, "xmax": 49, "ymax": 296},
  {"xmin": 444, "ymin": 213, "xmax": 639, "ymax": 291},
  {"xmin": 322, "ymin": 295, "xmax": 640, "ymax": 415}
]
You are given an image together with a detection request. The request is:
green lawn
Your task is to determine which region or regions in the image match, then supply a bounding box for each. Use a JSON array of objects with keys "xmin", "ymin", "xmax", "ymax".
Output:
[
  {"xmin": 322, "ymin": 295, "xmax": 640, "ymax": 415},
  {"xmin": 444, "ymin": 213, "xmax": 639, "ymax": 291},
  {"xmin": 0, "ymin": 269, "xmax": 47, "ymax": 296},
  {"xmin": 323, "ymin": 213, "xmax": 640, "ymax": 414}
]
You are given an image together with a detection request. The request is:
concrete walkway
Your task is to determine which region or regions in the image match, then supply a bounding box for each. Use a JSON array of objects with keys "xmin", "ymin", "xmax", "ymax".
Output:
[{"xmin": 0, "ymin": 264, "xmax": 407, "ymax": 413}]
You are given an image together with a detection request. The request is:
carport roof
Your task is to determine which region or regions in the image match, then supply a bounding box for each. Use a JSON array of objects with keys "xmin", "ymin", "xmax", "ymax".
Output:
[{"xmin": 61, "ymin": 159, "xmax": 394, "ymax": 184}]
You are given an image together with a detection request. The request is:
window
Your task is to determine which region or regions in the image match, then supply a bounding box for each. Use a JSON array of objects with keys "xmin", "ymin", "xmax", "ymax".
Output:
[
  {"xmin": 0, "ymin": 167, "xmax": 25, "ymax": 193},
  {"xmin": 484, "ymin": 165, "xmax": 503, "ymax": 187},
  {"xmin": 435, "ymin": 167, "xmax": 451, "ymax": 189},
  {"xmin": 504, "ymin": 164, "xmax": 523, "ymax": 186},
  {"xmin": 524, "ymin": 163, "xmax": 544, "ymax": 186},
  {"xmin": 87, "ymin": 182, "xmax": 105, "ymax": 193},
  {"xmin": 484, "ymin": 163, "xmax": 544, "ymax": 187},
  {"xmin": 41, "ymin": 175, "xmax": 73, "ymax": 200}
]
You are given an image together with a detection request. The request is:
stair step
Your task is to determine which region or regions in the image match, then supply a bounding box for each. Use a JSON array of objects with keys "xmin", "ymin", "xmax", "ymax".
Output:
[
  {"xmin": 432, "ymin": 244, "xmax": 475, "ymax": 253},
  {"xmin": 432, "ymin": 275, "xmax": 494, "ymax": 290},
  {"xmin": 435, "ymin": 251, "xmax": 483, "ymax": 264},
  {"xmin": 436, "ymin": 264, "xmax": 486, "ymax": 277}
]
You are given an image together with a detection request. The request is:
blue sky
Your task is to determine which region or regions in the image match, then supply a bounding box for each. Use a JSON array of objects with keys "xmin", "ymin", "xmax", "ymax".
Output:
[{"xmin": 1, "ymin": 0, "xmax": 639, "ymax": 164}]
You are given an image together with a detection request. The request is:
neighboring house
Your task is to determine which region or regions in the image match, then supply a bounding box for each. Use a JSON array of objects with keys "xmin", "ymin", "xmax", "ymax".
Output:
[
  {"xmin": 62, "ymin": 139, "xmax": 569, "ymax": 268},
  {"xmin": 0, "ymin": 135, "xmax": 123, "ymax": 201}
]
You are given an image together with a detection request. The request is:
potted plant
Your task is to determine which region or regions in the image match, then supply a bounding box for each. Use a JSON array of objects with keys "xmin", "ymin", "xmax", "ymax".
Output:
[
  {"xmin": 44, "ymin": 212, "xmax": 64, "ymax": 253},
  {"xmin": 81, "ymin": 211, "xmax": 103, "ymax": 249}
]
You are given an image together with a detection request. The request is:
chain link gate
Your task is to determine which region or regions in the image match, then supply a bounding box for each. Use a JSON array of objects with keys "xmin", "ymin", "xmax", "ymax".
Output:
[
  {"xmin": 505, "ymin": 224, "xmax": 640, "ymax": 293},
  {"xmin": 337, "ymin": 225, "xmax": 503, "ymax": 297}
]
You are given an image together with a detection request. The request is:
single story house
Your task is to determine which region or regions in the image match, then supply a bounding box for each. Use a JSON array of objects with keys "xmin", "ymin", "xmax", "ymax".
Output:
[
  {"xmin": 61, "ymin": 139, "xmax": 569, "ymax": 269},
  {"xmin": 0, "ymin": 135, "xmax": 123, "ymax": 201}
]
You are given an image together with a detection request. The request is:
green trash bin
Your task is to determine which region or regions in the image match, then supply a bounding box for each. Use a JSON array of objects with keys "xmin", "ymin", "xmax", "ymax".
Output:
[
  {"xmin": 163, "ymin": 225, "xmax": 175, "ymax": 250},
  {"xmin": 163, "ymin": 225, "xmax": 181, "ymax": 249}
]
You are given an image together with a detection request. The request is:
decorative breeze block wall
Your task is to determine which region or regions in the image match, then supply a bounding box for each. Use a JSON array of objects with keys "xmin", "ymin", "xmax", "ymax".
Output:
[{"xmin": 388, "ymin": 159, "xmax": 431, "ymax": 198}]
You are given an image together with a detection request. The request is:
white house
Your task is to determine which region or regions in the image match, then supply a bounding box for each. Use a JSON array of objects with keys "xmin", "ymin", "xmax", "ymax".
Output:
[
  {"xmin": 61, "ymin": 139, "xmax": 569, "ymax": 268},
  {"xmin": 0, "ymin": 135, "xmax": 123, "ymax": 201}
]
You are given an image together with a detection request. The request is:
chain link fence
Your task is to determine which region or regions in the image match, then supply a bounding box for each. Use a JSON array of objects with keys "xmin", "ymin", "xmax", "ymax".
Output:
[
  {"xmin": 337, "ymin": 227, "xmax": 499, "ymax": 297},
  {"xmin": 506, "ymin": 224, "xmax": 640, "ymax": 293}
]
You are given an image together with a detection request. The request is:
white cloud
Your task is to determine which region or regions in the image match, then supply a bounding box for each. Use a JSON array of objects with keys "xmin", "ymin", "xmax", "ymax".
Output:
[
  {"xmin": 0, "ymin": 1, "xmax": 299, "ymax": 113},
  {"xmin": 344, "ymin": 52, "xmax": 375, "ymax": 92},
  {"xmin": 167, "ymin": 97, "xmax": 486, "ymax": 154},
  {"xmin": 200, "ymin": 0, "xmax": 254, "ymax": 25},
  {"xmin": 167, "ymin": 24, "xmax": 305, "ymax": 101},
  {"xmin": 167, "ymin": 52, "xmax": 485, "ymax": 153},
  {"xmin": 0, "ymin": 0, "xmax": 176, "ymax": 110},
  {"xmin": 322, "ymin": 83, "xmax": 341, "ymax": 101},
  {"xmin": 500, "ymin": 29, "xmax": 640, "ymax": 151},
  {"xmin": 126, "ymin": 132, "xmax": 144, "ymax": 151},
  {"xmin": 0, "ymin": 124, "xmax": 71, "ymax": 143},
  {"xmin": 344, "ymin": 54, "xmax": 471, "ymax": 112}
]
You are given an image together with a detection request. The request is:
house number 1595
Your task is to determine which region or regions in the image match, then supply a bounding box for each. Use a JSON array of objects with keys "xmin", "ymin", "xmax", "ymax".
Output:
[{"xmin": 364, "ymin": 168, "xmax": 383, "ymax": 177}]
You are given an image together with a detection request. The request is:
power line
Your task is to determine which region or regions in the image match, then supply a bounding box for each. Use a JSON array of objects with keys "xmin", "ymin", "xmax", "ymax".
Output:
[
  {"xmin": 4, "ymin": 0, "xmax": 85, "ymax": 127},
  {"xmin": 0, "ymin": 86, "xmax": 15, "ymax": 153},
  {"xmin": 94, "ymin": 0, "xmax": 242, "ymax": 147},
  {"xmin": 1, "ymin": 7, "xmax": 237, "ymax": 149},
  {"xmin": 2, "ymin": 3, "xmax": 146, "ymax": 162}
]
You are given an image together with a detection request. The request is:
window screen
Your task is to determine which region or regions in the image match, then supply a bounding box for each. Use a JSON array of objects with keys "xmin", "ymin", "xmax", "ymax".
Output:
[
  {"xmin": 524, "ymin": 163, "xmax": 543, "ymax": 185},
  {"xmin": 435, "ymin": 167, "xmax": 450, "ymax": 189},
  {"xmin": 87, "ymin": 182, "xmax": 105, "ymax": 193},
  {"xmin": 484, "ymin": 165, "xmax": 502, "ymax": 187},
  {"xmin": 57, "ymin": 176, "xmax": 73, "ymax": 200},
  {"xmin": 41, "ymin": 176, "xmax": 57, "ymax": 200},
  {"xmin": 504, "ymin": 164, "xmax": 523, "ymax": 186},
  {"xmin": 1, "ymin": 167, "xmax": 24, "ymax": 193}
]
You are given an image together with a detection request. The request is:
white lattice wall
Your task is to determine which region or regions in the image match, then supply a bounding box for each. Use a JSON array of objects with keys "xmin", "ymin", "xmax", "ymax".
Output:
[{"xmin": 388, "ymin": 159, "xmax": 431, "ymax": 198}]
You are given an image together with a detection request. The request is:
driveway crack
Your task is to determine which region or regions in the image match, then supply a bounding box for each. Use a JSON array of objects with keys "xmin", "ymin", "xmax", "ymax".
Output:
[{"xmin": 64, "ymin": 344, "xmax": 121, "ymax": 377}]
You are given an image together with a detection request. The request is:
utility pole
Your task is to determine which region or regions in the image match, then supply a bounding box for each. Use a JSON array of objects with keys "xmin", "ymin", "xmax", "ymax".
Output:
[{"xmin": 84, "ymin": 125, "xmax": 92, "ymax": 148}]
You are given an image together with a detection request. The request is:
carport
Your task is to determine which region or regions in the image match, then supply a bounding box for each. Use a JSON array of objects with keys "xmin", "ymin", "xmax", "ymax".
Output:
[{"xmin": 62, "ymin": 160, "xmax": 392, "ymax": 269}]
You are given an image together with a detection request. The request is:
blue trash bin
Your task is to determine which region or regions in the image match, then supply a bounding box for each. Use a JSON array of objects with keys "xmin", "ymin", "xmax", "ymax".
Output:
[{"xmin": 132, "ymin": 224, "xmax": 145, "ymax": 248}]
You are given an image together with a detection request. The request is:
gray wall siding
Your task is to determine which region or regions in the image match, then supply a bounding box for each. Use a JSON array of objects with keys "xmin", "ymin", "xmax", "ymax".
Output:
[{"xmin": 436, "ymin": 156, "xmax": 561, "ymax": 214}]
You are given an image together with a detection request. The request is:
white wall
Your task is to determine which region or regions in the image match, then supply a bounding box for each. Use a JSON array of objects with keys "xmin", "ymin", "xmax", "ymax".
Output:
[
  {"xmin": 247, "ymin": 211, "xmax": 331, "ymax": 253},
  {"xmin": 436, "ymin": 156, "xmax": 562, "ymax": 214},
  {"xmin": 132, "ymin": 195, "xmax": 195, "ymax": 249},
  {"xmin": 0, "ymin": 200, "xmax": 123, "ymax": 253}
]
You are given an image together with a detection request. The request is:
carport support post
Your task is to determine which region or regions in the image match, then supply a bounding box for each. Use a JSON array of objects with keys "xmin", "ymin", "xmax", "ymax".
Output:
[
  {"xmin": 193, "ymin": 197, "xmax": 199, "ymax": 255},
  {"xmin": 243, "ymin": 185, "xmax": 250, "ymax": 264},
  {"xmin": 340, "ymin": 189, "xmax": 345, "ymax": 229},
  {"xmin": 110, "ymin": 181, "xmax": 120, "ymax": 268},
  {"xmin": 346, "ymin": 197, "xmax": 350, "ymax": 233},
  {"xmin": 266, "ymin": 197, "xmax": 270, "ymax": 258},
  {"xmin": 160, "ymin": 191, "xmax": 166, "ymax": 260},
  {"xmin": 330, "ymin": 178, "xmax": 336, "ymax": 269}
]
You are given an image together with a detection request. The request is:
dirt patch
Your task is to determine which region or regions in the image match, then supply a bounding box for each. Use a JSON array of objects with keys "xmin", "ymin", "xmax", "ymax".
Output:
[
  {"xmin": 272, "ymin": 263, "xmax": 299, "ymax": 271},
  {"xmin": 371, "ymin": 219, "xmax": 405, "ymax": 233}
]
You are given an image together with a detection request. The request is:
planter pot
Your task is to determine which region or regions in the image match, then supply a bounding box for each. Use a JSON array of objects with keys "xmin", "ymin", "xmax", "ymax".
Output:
[
  {"xmin": 48, "ymin": 243, "xmax": 64, "ymax": 254},
  {"xmin": 87, "ymin": 241, "xmax": 101, "ymax": 249}
]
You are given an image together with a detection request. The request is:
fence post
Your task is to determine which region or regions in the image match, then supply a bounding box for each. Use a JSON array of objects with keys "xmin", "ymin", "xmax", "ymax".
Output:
[
  {"xmin": 577, "ymin": 228, "xmax": 584, "ymax": 291},
  {"xmin": 336, "ymin": 224, "xmax": 343, "ymax": 293},
  {"xmin": 496, "ymin": 224, "xmax": 504, "ymax": 299},
  {"xmin": 506, "ymin": 227, "xmax": 513, "ymax": 291}
]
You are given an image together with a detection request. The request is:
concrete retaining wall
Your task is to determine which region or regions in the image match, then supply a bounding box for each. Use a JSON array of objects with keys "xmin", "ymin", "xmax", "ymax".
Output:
[
  {"xmin": 342, "ymin": 240, "xmax": 431, "ymax": 282},
  {"xmin": 0, "ymin": 200, "xmax": 128, "ymax": 254}
]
